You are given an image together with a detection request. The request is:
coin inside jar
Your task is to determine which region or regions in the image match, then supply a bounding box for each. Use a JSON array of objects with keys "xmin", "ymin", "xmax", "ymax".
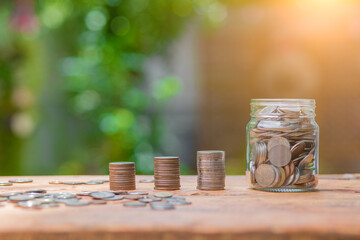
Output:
[
  {"xmin": 268, "ymin": 145, "xmax": 291, "ymax": 167},
  {"xmin": 254, "ymin": 164, "xmax": 277, "ymax": 187}
]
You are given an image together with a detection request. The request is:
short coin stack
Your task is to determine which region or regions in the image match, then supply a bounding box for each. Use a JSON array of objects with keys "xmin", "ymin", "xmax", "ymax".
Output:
[
  {"xmin": 197, "ymin": 151, "xmax": 226, "ymax": 190},
  {"xmin": 109, "ymin": 162, "xmax": 136, "ymax": 190},
  {"xmin": 154, "ymin": 157, "xmax": 180, "ymax": 190}
]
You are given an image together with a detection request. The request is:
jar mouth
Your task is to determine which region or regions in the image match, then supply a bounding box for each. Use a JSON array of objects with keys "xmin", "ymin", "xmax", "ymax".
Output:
[
  {"xmin": 250, "ymin": 99, "xmax": 316, "ymax": 117},
  {"xmin": 251, "ymin": 99, "xmax": 315, "ymax": 107}
]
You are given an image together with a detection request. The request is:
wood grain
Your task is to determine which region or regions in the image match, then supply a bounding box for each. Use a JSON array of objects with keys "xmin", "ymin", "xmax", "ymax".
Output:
[{"xmin": 0, "ymin": 175, "xmax": 359, "ymax": 240}]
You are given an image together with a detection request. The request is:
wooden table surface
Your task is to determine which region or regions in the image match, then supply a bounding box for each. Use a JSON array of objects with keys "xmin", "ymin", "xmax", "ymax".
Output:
[{"xmin": 0, "ymin": 175, "xmax": 359, "ymax": 240}]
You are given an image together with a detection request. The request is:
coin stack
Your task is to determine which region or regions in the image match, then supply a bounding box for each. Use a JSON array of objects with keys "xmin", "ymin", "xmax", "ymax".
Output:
[
  {"xmin": 197, "ymin": 151, "xmax": 225, "ymax": 190},
  {"xmin": 247, "ymin": 105, "xmax": 318, "ymax": 190},
  {"xmin": 154, "ymin": 157, "xmax": 180, "ymax": 190},
  {"xmin": 109, "ymin": 162, "xmax": 136, "ymax": 190}
]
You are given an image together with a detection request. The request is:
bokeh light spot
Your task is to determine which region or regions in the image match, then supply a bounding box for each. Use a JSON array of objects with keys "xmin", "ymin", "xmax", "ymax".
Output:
[
  {"xmin": 153, "ymin": 76, "xmax": 182, "ymax": 102},
  {"xmin": 100, "ymin": 109, "xmax": 135, "ymax": 135},
  {"xmin": 74, "ymin": 90, "xmax": 101, "ymax": 113},
  {"xmin": 85, "ymin": 9, "xmax": 107, "ymax": 31}
]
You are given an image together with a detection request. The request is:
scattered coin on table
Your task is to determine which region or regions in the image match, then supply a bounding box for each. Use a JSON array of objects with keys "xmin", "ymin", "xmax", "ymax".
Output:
[
  {"xmin": 139, "ymin": 179, "xmax": 154, "ymax": 183},
  {"xmin": 9, "ymin": 179, "xmax": 33, "ymax": 183},
  {"xmin": 49, "ymin": 180, "xmax": 63, "ymax": 184},
  {"xmin": 150, "ymin": 202, "xmax": 175, "ymax": 210},
  {"xmin": 62, "ymin": 181, "xmax": 86, "ymax": 185},
  {"xmin": 90, "ymin": 192, "xmax": 115, "ymax": 199},
  {"xmin": 128, "ymin": 192, "xmax": 148, "ymax": 195},
  {"xmin": 154, "ymin": 192, "xmax": 173, "ymax": 198},
  {"xmin": 25, "ymin": 189, "xmax": 47, "ymax": 194},
  {"xmin": 0, "ymin": 182, "xmax": 12, "ymax": 186},
  {"xmin": 103, "ymin": 195, "xmax": 124, "ymax": 201},
  {"xmin": 86, "ymin": 180, "xmax": 106, "ymax": 185}
]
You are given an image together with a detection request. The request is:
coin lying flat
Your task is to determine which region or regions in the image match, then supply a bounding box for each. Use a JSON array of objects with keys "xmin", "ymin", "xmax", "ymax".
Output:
[
  {"xmin": 9, "ymin": 179, "xmax": 33, "ymax": 183},
  {"xmin": 25, "ymin": 189, "xmax": 47, "ymax": 194},
  {"xmin": 9, "ymin": 195, "xmax": 36, "ymax": 203},
  {"xmin": 128, "ymin": 192, "xmax": 148, "ymax": 195},
  {"xmin": 0, "ymin": 182, "xmax": 12, "ymax": 186},
  {"xmin": 104, "ymin": 196, "xmax": 124, "ymax": 201},
  {"xmin": 123, "ymin": 202, "xmax": 146, "ymax": 207},
  {"xmin": 40, "ymin": 202, "xmax": 59, "ymax": 208},
  {"xmin": 49, "ymin": 180, "xmax": 63, "ymax": 184},
  {"xmin": 150, "ymin": 202, "xmax": 175, "ymax": 210},
  {"xmin": 169, "ymin": 200, "xmax": 192, "ymax": 205},
  {"xmin": 139, "ymin": 179, "xmax": 154, "ymax": 183},
  {"xmin": 124, "ymin": 195, "xmax": 143, "ymax": 200},
  {"xmin": 154, "ymin": 192, "xmax": 172, "ymax": 198},
  {"xmin": 139, "ymin": 198, "xmax": 157, "ymax": 203},
  {"xmin": 53, "ymin": 193, "xmax": 77, "ymax": 199},
  {"xmin": 0, "ymin": 197, "xmax": 8, "ymax": 202},
  {"xmin": 90, "ymin": 192, "xmax": 115, "ymax": 199},
  {"xmin": 17, "ymin": 200, "xmax": 41, "ymax": 208},
  {"xmin": 62, "ymin": 181, "xmax": 86, "ymax": 185},
  {"xmin": 86, "ymin": 180, "xmax": 106, "ymax": 185},
  {"xmin": 77, "ymin": 192, "xmax": 91, "ymax": 196}
]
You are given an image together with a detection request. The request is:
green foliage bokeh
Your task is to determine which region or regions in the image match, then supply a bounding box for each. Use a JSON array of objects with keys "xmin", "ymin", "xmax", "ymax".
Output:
[{"xmin": 0, "ymin": 0, "xmax": 226, "ymax": 175}]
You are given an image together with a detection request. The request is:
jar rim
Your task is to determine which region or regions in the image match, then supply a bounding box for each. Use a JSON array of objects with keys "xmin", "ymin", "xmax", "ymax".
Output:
[{"xmin": 251, "ymin": 98, "xmax": 315, "ymax": 106}]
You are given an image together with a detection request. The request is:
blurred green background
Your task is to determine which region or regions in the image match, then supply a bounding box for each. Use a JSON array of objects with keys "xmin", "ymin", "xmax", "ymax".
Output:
[
  {"xmin": 0, "ymin": 0, "xmax": 225, "ymax": 175},
  {"xmin": 2, "ymin": 0, "xmax": 360, "ymax": 176}
]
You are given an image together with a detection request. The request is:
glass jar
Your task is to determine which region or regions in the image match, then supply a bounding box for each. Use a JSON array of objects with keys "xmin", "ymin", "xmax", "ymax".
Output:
[{"xmin": 246, "ymin": 99, "xmax": 319, "ymax": 192}]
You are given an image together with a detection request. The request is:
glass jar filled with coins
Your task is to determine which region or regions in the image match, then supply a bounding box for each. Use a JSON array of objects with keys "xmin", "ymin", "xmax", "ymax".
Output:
[{"xmin": 246, "ymin": 99, "xmax": 319, "ymax": 192}]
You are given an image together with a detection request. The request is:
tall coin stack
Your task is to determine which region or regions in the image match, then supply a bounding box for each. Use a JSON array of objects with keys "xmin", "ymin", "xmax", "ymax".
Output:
[
  {"xmin": 109, "ymin": 162, "xmax": 136, "ymax": 190},
  {"xmin": 197, "ymin": 151, "xmax": 226, "ymax": 190},
  {"xmin": 154, "ymin": 157, "xmax": 180, "ymax": 190}
]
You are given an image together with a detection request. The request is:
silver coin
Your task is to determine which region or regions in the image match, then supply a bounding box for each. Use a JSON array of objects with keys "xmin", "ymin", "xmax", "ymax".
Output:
[
  {"xmin": 90, "ymin": 192, "xmax": 115, "ymax": 199},
  {"xmin": 9, "ymin": 195, "xmax": 36, "ymax": 202},
  {"xmin": 123, "ymin": 202, "xmax": 147, "ymax": 207},
  {"xmin": 154, "ymin": 192, "xmax": 172, "ymax": 198},
  {"xmin": 168, "ymin": 200, "xmax": 192, "ymax": 205},
  {"xmin": 53, "ymin": 193, "xmax": 77, "ymax": 199},
  {"xmin": 9, "ymin": 179, "xmax": 33, "ymax": 183},
  {"xmin": 40, "ymin": 202, "xmax": 59, "ymax": 208},
  {"xmin": 104, "ymin": 195, "xmax": 124, "ymax": 201},
  {"xmin": 86, "ymin": 180, "xmax": 105, "ymax": 185},
  {"xmin": 0, "ymin": 197, "xmax": 8, "ymax": 202},
  {"xmin": 147, "ymin": 196, "xmax": 162, "ymax": 201},
  {"xmin": 0, "ymin": 182, "xmax": 13, "ymax": 186},
  {"xmin": 25, "ymin": 193, "xmax": 45, "ymax": 198},
  {"xmin": 0, "ymin": 192, "xmax": 22, "ymax": 197},
  {"xmin": 77, "ymin": 192, "xmax": 91, "ymax": 196},
  {"xmin": 128, "ymin": 192, "xmax": 148, "ymax": 195},
  {"xmin": 168, "ymin": 196, "xmax": 186, "ymax": 201},
  {"xmin": 62, "ymin": 181, "xmax": 86, "ymax": 185},
  {"xmin": 36, "ymin": 198, "xmax": 56, "ymax": 204},
  {"xmin": 139, "ymin": 179, "xmax": 154, "ymax": 183},
  {"xmin": 150, "ymin": 202, "xmax": 175, "ymax": 210},
  {"xmin": 25, "ymin": 189, "xmax": 47, "ymax": 194},
  {"xmin": 139, "ymin": 198, "xmax": 156, "ymax": 203},
  {"xmin": 17, "ymin": 200, "xmax": 41, "ymax": 208}
]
